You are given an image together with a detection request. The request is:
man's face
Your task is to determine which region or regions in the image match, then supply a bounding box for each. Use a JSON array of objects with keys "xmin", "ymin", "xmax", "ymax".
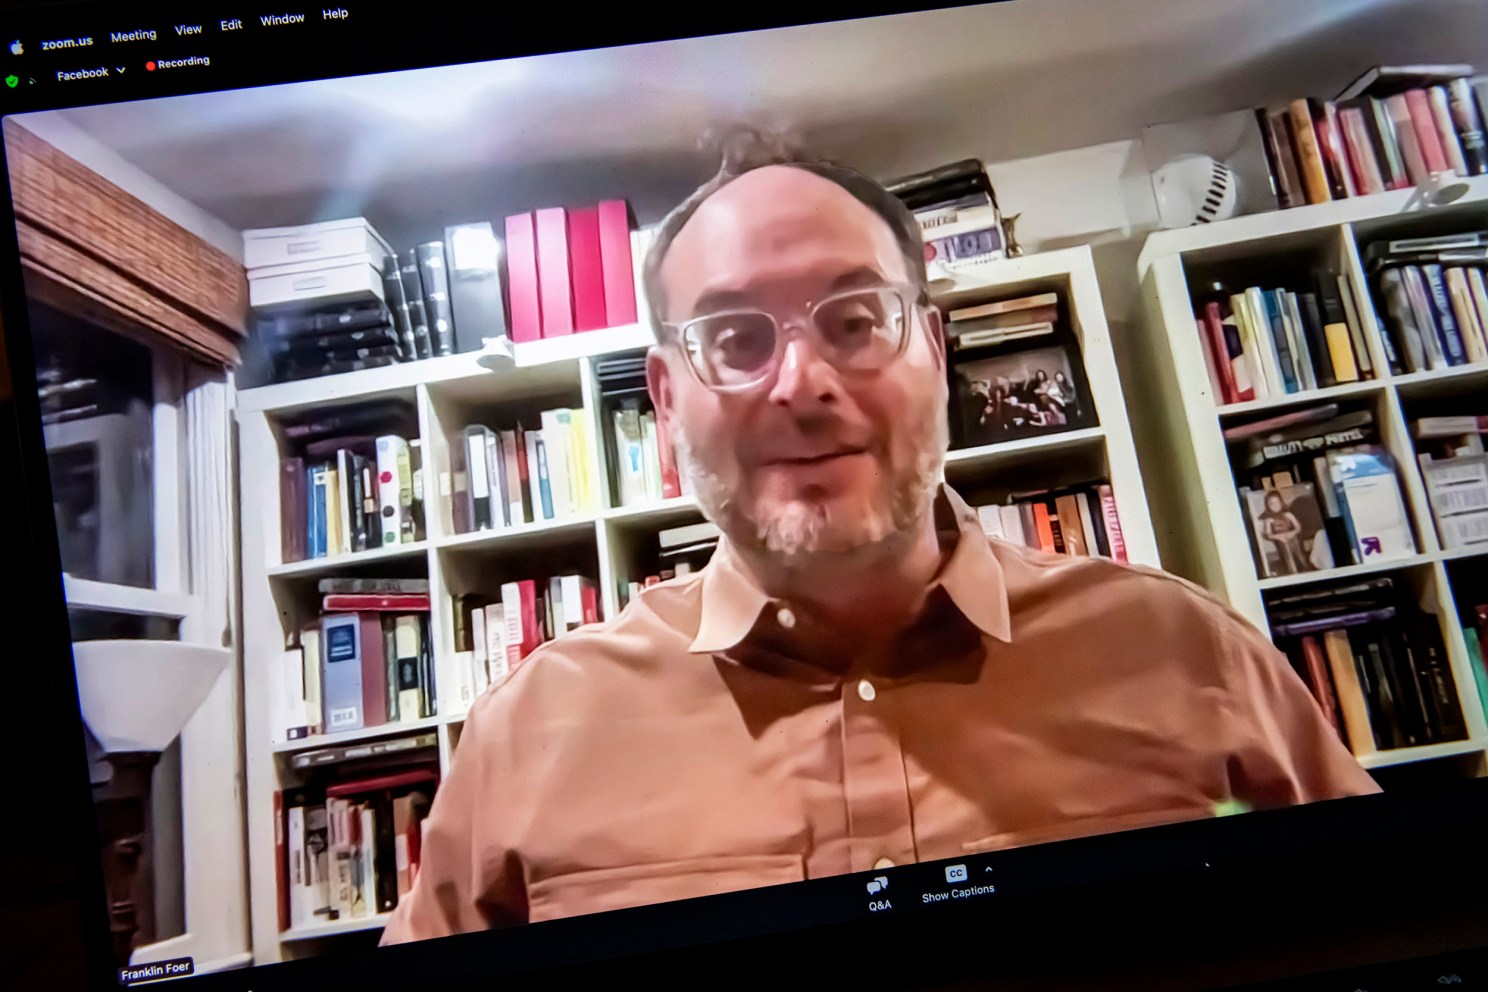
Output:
[{"xmin": 648, "ymin": 165, "xmax": 948, "ymax": 560}]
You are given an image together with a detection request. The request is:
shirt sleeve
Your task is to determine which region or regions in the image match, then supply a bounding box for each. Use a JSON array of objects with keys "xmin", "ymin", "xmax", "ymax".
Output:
[
  {"xmin": 1216, "ymin": 604, "xmax": 1382, "ymax": 806},
  {"xmin": 379, "ymin": 691, "xmax": 525, "ymax": 944}
]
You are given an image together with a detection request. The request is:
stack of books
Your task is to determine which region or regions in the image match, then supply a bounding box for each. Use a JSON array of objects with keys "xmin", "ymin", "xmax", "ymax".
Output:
[
  {"xmin": 1267, "ymin": 577, "xmax": 1466, "ymax": 757},
  {"xmin": 452, "ymin": 573, "xmax": 600, "ymax": 698},
  {"xmin": 946, "ymin": 292, "xmax": 1057, "ymax": 353},
  {"xmin": 1364, "ymin": 231, "xmax": 1488, "ymax": 373},
  {"xmin": 279, "ymin": 769, "xmax": 435, "ymax": 930},
  {"xmin": 1192, "ymin": 277, "xmax": 1372, "ymax": 406},
  {"xmin": 270, "ymin": 579, "xmax": 436, "ymax": 743},
  {"xmin": 449, "ymin": 408, "xmax": 599, "ymax": 533},
  {"xmin": 623, "ymin": 522, "xmax": 720, "ymax": 605},
  {"xmin": 1414, "ymin": 414, "xmax": 1488, "ymax": 550},
  {"xmin": 972, "ymin": 482, "xmax": 1128, "ymax": 562},
  {"xmin": 385, "ymin": 222, "xmax": 510, "ymax": 360},
  {"xmin": 244, "ymin": 218, "xmax": 413, "ymax": 385},
  {"xmin": 886, "ymin": 158, "xmax": 1004, "ymax": 267},
  {"xmin": 595, "ymin": 353, "xmax": 688, "ymax": 507},
  {"xmin": 504, "ymin": 201, "xmax": 639, "ymax": 343},
  {"xmin": 278, "ymin": 400, "xmax": 424, "ymax": 562},
  {"xmin": 1228, "ymin": 405, "xmax": 1416, "ymax": 579},
  {"xmin": 1258, "ymin": 67, "xmax": 1487, "ymax": 210}
]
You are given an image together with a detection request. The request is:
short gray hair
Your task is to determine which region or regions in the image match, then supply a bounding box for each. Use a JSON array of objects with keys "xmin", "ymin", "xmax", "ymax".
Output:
[{"xmin": 642, "ymin": 128, "xmax": 928, "ymax": 342}]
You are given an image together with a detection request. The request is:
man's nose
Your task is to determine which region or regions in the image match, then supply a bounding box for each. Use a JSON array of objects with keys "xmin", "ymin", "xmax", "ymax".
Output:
[{"xmin": 767, "ymin": 333, "xmax": 842, "ymax": 410}]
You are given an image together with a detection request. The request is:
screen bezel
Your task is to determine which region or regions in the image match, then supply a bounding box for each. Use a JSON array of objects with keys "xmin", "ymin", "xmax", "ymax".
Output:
[{"xmin": 2, "ymin": 3, "xmax": 1487, "ymax": 989}]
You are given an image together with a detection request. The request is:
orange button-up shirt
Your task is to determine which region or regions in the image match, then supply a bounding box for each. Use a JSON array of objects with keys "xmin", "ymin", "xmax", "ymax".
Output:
[{"xmin": 381, "ymin": 486, "xmax": 1378, "ymax": 943}]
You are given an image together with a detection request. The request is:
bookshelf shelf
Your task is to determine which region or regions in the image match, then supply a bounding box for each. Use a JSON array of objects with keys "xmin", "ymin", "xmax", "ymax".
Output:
[
  {"xmin": 1358, "ymin": 737, "xmax": 1488, "ymax": 771},
  {"xmin": 1254, "ymin": 553, "xmax": 1434, "ymax": 591},
  {"xmin": 1136, "ymin": 184, "xmax": 1488, "ymax": 786},
  {"xmin": 1214, "ymin": 379, "xmax": 1386, "ymax": 420},
  {"xmin": 512, "ymin": 322, "xmax": 652, "ymax": 367},
  {"xmin": 240, "ymin": 242, "xmax": 1162, "ymax": 962},
  {"xmin": 944, "ymin": 426, "xmax": 1106, "ymax": 471},
  {"xmin": 279, "ymin": 912, "xmax": 391, "ymax": 942},
  {"xmin": 1437, "ymin": 545, "xmax": 1488, "ymax": 565},
  {"xmin": 270, "ymin": 715, "xmax": 443, "ymax": 755},
  {"xmin": 1137, "ymin": 176, "xmax": 1488, "ymax": 270},
  {"xmin": 266, "ymin": 541, "xmax": 430, "ymax": 579},
  {"xmin": 1388, "ymin": 360, "xmax": 1488, "ymax": 401},
  {"xmin": 603, "ymin": 494, "xmax": 703, "ymax": 527},
  {"xmin": 434, "ymin": 516, "xmax": 598, "ymax": 554}
]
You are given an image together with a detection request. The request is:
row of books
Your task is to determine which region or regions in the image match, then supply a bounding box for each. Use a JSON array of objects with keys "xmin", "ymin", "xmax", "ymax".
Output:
[
  {"xmin": 278, "ymin": 770, "xmax": 435, "ymax": 930},
  {"xmin": 623, "ymin": 522, "xmax": 721, "ymax": 605},
  {"xmin": 1366, "ymin": 230, "xmax": 1488, "ymax": 373},
  {"xmin": 1193, "ymin": 277, "xmax": 1372, "ymax": 407},
  {"xmin": 278, "ymin": 400, "xmax": 425, "ymax": 562},
  {"xmin": 281, "ymin": 436, "xmax": 423, "ymax": 562},
  {"xmin": 886, "ymin": 158, "xmax": 1006, "ymax": 265},
  {"xmin": 972, "ymin": 482, "xmax": 1129, "ymax": 562},
  {"xmin": 1269, "ymin": 577, "xmax": 1466, "ymax": 757},
  {"xmin": 1228, "ymin": 406, "xmax": 1416, "ymax": 580},
  {"xmin": 596, "ymin": 354, "xmax": 688, "ymax": 507},
  {"xmin": 1416, "ymin": 414, "xmax": 1488, "ymax": 551},
  {"xmin": 451, "ymin": 574, "xmax": 601, "ymax": 703},
  {"xmin": 269, "ymin": 579, "xmax": 437, "ymax": 742},
  {"xmin": 450, "ymin": 409, "xmax": 599, "ymax": 534},
  {"xmin": 1259, "ymin": 70, "xmax": 1487, "ymax": 211},
  {"xmin": 505, "ymin": 201, "xmax": 639, "ymax": 343}
]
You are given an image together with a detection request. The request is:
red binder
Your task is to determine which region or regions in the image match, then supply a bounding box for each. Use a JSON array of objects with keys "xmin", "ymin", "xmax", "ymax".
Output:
[
  {"xmin": 504, "ymin": 212, "xmax": 542, "ymax": 343},
  {"xmin": 568, "ymin": 206, "xmax": 607, "ymax": 332},
  {"xmin": 535, "ymin": 207, "xmax": 574, "ymax": 337},
  {"xmin": 597, "ymin": 199, "xmax": 637, "ymax": 326}
]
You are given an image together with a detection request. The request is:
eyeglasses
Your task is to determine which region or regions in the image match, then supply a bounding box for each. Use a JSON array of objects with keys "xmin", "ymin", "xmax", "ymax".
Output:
[{"xmin": 662, "ymin": 283, "xmax": 923, "ymax": 392}]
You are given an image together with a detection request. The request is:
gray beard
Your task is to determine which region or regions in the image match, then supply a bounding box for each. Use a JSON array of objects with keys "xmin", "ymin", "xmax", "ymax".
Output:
[{"xmin": 672, "ymin": 406, "xmax": 948, "ymax": 563}]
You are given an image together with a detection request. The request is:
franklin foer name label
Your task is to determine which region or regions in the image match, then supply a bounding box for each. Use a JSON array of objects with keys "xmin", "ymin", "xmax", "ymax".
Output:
[{"xmin": 119, "ymin": 956, "xmax": 194, "ymax": 985}]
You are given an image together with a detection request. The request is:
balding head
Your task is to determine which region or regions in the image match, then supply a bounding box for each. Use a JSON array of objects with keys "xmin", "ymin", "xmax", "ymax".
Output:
[{"xmin": 642, "ymin": 133, "xmax": 927, "ymax": 342}]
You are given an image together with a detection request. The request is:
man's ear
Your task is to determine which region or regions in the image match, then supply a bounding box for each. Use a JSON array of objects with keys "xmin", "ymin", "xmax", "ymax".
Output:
[
  {"xmin": 646, "ymin": 345, "xmax": 675, "ymax": 424},
  {"xmin": 923, "ymin": 306, "xmax": 946, "ymax": 373}
]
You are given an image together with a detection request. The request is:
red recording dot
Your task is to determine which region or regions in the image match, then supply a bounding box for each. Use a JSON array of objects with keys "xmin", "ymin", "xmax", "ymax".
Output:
[
  {"xmin": 145, "ymin": 61, "xmax": 156, "ymax": 71},
  {"xmin": 380, "ymin": 471, "xmax": 393, "ymax": 483}
]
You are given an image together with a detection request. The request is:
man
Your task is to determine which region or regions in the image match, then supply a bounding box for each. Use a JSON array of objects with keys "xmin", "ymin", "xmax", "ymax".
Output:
[{"xmin": 381, "ymin": 136, "xmax": 1378, "ymax": 944}]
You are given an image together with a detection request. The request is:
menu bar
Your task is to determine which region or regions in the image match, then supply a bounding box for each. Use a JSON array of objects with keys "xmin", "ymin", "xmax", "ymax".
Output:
[{"xmin": 0, "ymin": 2, "xmax": 945, "ymax": 112}]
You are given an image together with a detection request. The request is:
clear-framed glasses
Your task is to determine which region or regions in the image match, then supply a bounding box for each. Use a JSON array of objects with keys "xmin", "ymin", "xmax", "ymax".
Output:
[{"xmin": 662, "ymin": 282, "xmax": 923, "ymax": 392}]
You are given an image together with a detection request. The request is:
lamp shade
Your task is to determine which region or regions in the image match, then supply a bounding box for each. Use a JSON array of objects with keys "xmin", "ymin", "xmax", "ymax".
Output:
[{"xmin": 72, "ymin": 640, "xmax": 230, "ymax": 753}]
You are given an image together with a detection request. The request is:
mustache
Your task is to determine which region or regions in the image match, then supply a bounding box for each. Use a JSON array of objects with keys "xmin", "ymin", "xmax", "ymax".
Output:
[{"xmin": 740, "ymin": 412, "xmax": 878, "ymax": 463}]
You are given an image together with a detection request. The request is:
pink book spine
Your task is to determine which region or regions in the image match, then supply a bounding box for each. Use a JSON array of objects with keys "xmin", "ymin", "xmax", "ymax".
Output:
[
  {"xmin": 567, "ymin": 206, "xmax": 607, "ymax": 332},
  {"xmin": 503, "ymin": 212, "xmax": 542, "ymax": 343},
  {"xmin": 597, "ymin": 200, "xmax": 637, "ymax": 326},
  {"xmin": 1405, "ymin": 89, "xmax": 1449, "ymax": 174},
  {"xmin": 534, "ymin": 207, "xmax": 574, "ymax": 337},
  {"xmin": 1097, "ymin": 485, "xmax": 1128, "ymax": 564}
]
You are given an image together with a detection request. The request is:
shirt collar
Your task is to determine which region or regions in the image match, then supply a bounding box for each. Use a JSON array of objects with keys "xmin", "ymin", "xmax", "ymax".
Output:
[{"xmin": 689, "ymin": 483, "xmax": 1013, "ymax": 655}]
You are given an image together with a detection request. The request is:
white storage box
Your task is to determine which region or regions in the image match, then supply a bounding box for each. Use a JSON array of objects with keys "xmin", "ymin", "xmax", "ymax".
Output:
[
  {"xmin": 248, "ymin": 253, "xmax": 386, "ymax": 310},
  {"xmin": 243, "ymin": 217, "xmax": 394, "ymax": 271}
]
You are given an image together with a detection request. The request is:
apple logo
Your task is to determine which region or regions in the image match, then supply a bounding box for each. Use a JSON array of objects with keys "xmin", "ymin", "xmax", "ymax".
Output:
[{"xmin": 9, "ymin": 41, "xmax": 21, "ymax": 56}]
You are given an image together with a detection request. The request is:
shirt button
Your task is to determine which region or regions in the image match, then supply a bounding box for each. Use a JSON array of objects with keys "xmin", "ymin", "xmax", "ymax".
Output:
[
  {"xmin": 776, "ymin": 606, "xmax": 796, "ymax": 629},
  {"xmin": 874, "ymin": 857, "xmax": 895, "ymax": 870},
  {"xmin": 857, "ymin": 679, "xmax": 877, "ymax": 702}
]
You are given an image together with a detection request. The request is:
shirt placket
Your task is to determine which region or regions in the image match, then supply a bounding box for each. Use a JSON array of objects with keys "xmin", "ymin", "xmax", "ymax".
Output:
[{"xmin": 840, "ymin": 675, "xmax": 916, "ymax": 872}]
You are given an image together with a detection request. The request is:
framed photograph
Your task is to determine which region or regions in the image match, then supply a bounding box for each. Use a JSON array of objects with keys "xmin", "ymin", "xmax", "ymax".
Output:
[
  {"xmin": 951, "ymin": 343, "xmax": 1095, "ymax": 446},
  {"xmin": 1244, "ymin": 483, "xmax": 1335, "ymax": 578}
]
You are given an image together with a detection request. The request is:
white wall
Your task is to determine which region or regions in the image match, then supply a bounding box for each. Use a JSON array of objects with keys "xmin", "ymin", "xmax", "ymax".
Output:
[
  {"xmin": 983, "ymin": 138, "xmax": 1161, "ymax": 325},
  {"xmin": 12, "ymin": 113, "xmax": 243, "ymax": 262}
]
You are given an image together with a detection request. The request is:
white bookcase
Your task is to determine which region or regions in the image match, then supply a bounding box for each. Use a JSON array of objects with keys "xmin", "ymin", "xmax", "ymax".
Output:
[
  {"xmin": 1134, "ymin": 175, "xmax": 1488, "ymax": 776},
  {"xmin": 237, "ymin": 242, "xmax": 1159, "ymax": 962}
]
